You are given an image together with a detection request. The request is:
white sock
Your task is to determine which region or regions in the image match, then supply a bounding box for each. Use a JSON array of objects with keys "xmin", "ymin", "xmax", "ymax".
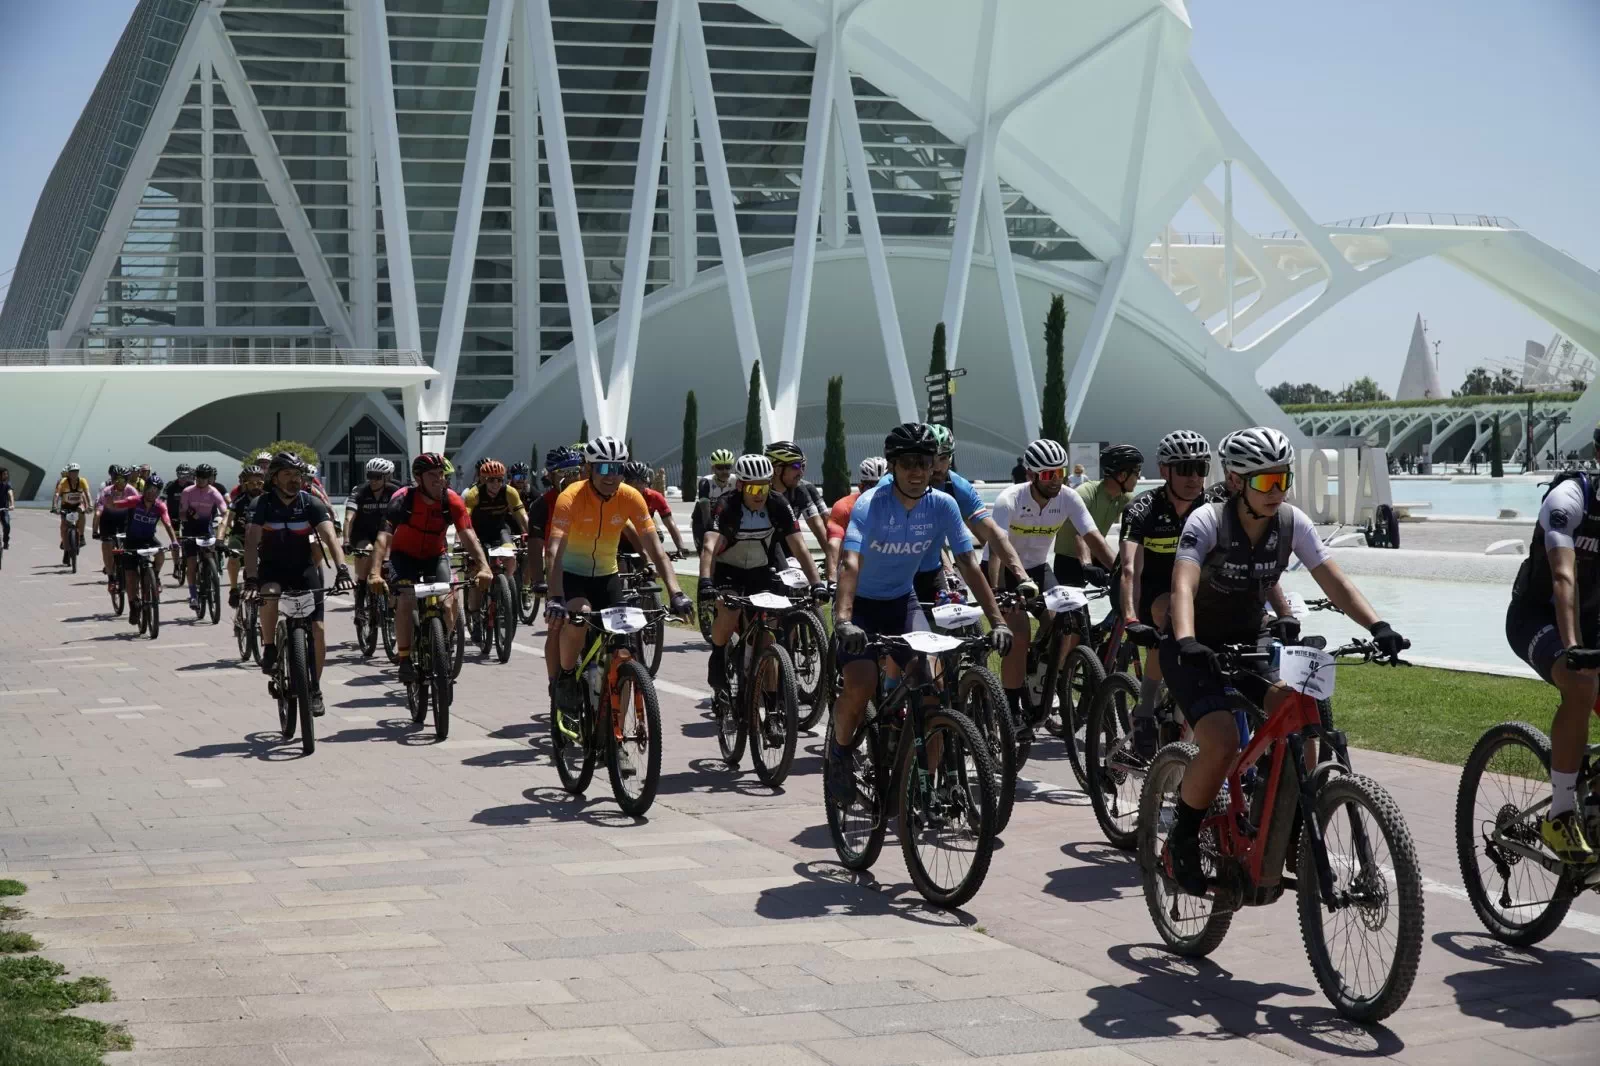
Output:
[{"xmin": 1550, "ymin": 770, "xmax": 1579, "ymax": 817}]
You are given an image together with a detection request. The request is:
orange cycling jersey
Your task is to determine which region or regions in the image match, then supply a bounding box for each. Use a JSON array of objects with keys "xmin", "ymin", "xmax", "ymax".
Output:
[{"xmin": 550, "ymin": 480, "xmax": 655, "ymax": 577}]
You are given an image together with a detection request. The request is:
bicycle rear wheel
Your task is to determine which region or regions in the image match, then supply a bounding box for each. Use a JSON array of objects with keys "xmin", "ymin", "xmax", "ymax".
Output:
[
  {"xmin": 1138, "ymin": 742, "xmax": 1233, "ymax": 956},
  {"xmin": 749, "ymin": 645, "xmax": 799, "ymax": 788},
  {"xmin": 1455, "ymin": 721, "xmax": 1573, "ymax": 945},
  {"xmin": 1086, "ymin": 673, "xmax": 1141, "ymax": 850},
  {"xmin": 492, "ymin": 575, "xmax": 516, "ymax": 663},
  {"xmin": 426, "ymin": 616, "xmax": 452, "ymax": 740},
  {"xmin": 1298, "ymin": 773, "xmax": 1423, "ymax": 1022},
  {"xmin": 381, "ymin": 597, "xmax": 398, "ymax": 663},
  {"xmin": 957, "ymin": 667, "xmax": 1016, "ymax": 835},
  {"xmin": 289, "ymin": 628, "xmax": 314, "ymax": 756},
  {"xmin": 786, "ymin": 609, "xmax": 832, "ymax": 732},
  {"xmin": 206, "ymin": 559, "xmax": 221, "ymax": 625},
  {"xmin": 609, "ymin": 658, "xmax": 662, "ymax": 815},
  {"xmin": 1059, "ymin": 644, "xmax": 1105, "ymax": 789},
  {"xmin": 898, "ymin": 708, "xmax": 997, "ymax": 909},
  {"xmin": 110, "ymin": 572, "xmax": 125, "ymax": 617},
  {"xmin": 67, "ymin": 529, "xmax": 77, "ymax": 573},
  {"xmin": 450, "ymin": 592, "xmax": 466, "ymax": 679},
  {"xmin": 143, "ymin": 567, "xmax": 161, "ymax": 640},
  {"xmin": 825, "ymin": 708, "xmax": 886, "ymax": 871},
  {"xmin": 715, "ymin": 648, "xmax": 746, "ymax": 769}
]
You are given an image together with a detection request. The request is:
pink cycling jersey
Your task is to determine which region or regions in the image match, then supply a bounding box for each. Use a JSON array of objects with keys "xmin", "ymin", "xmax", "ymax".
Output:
[
  {"xmin": 179, "ymin": 483, "xmax": 228, "ymax": 522},
  {"xmin": 97, "ymin": 483, "xmax": 139, "ymax": 513}
]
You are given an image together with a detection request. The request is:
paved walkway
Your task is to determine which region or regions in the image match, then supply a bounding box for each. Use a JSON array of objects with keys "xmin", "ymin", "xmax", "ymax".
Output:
[{"xmin": 0, "ymin": 508, "xmax": 1595, "ymax": 1066}]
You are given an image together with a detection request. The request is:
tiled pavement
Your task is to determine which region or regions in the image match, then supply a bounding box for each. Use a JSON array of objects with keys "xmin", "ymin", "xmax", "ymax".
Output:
[{"xmin": 0, "ymin": 508, "xmax": 1595, "ymax": 1066}]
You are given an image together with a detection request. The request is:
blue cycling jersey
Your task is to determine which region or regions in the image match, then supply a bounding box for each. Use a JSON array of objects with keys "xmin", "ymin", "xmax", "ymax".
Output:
[
  {"xmin": 918, "ymin": 471, "xmax": 989, "ymax": 572},
  {"xmin": 842, "ymin": 483, "xmax": 973, "ymax": 600}
]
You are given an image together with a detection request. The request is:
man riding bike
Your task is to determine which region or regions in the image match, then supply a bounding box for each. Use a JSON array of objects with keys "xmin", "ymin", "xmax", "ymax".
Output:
[
  {"xmin": 462, "ymin": 459, "xmax": 531, "ymax": 618},
  {"xmin": 53, "ymin": 462, "xmax": 91, "ymax": 563},
  {"xmin": 528, "ymin": 446, "xmax": 586, "ymax": 689},
  {"xmin": 1504, "ymin": 422, "xmax": 1600, "ymax": 864},
  {"xmin": 700, "ymin": 454, "xmax": 828, "ymax": 688},
  {"xmin": 116, "ymin": 475, "xmax": 179, "ymax": 624},
  {"xmin": 220, "ymin": 465, "xmax": 266, "ymax": 608},
  {"xmin": 828, "ymin": 422, "xmax": 1011, "ymax": 805},
  {"xmin": 164, "ymin": 464, "xmax": 195, "ymax": 576},
  {"xmin": 1119, "ymin": 431, "xmax": 1229, "ymax": 756},
  {"xmin": 178, "ymin": 465, "xmax": 228, "ymax": 612},
  {"xmin": 545, "ymin": 437, "xmax": 693, "ymax": 714},
  {"xmin": 765, "ymin": 441, "xmax": 835, "ymax": 580},
  {"xmin": 1054, "ymin": 444, "xmax": 1142, "ymax": 588},
  {"xmin": 94, "ymin": 466, "xmax": 141, "ymax": 587},
  {"xmin": 692, "ymin": 448, "xmax": 738, "ymax": 554},
  {"xmin": 366, "ymin": 453, "xmax": 492, "ymax": 686},
  {"xmin": 989, "ymin": 438, "xmax": 1118, "ymax": 732},
  {"xmin": 920, "ymin": 424, "xmax": 1029, "ymax": 602},
  {"xmin": 1162, "ymin": 427, "xmax": 1406, "ymax": 895},
  {"xmin": 624, "ymin": 462, "xmax": 687, "ymax": 559},
  {"xmin": 825, "ymin": 457, "xmax": 887, "ymax": 575},
  {"xmin": 345, "ymin": 458, "xmax": 399, "ymax": 628},
  {"xmin": 242, "ymin": 453, "xmax": 353, "ymax": 718}
]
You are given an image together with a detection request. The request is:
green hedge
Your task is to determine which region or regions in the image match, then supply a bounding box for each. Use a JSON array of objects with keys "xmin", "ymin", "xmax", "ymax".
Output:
[{"xmin": 1283, "ymin": 391, "xmax": 1581, "ymax": 414}]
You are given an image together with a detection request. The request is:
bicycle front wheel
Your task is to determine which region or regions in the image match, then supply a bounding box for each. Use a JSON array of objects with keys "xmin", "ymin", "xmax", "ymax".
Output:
[
  {"xmin": 110, "ymin": 572, "xmax": 125, "ymax": 617},
  {"xmin": 1138, "ymin": 742, "xmax": 1233, "ymax": 956},
  {"xmin": 898, "ymin": 708, "xmax": 997, "ymax": 909},
  {"xmin": 1086, "ymin": 673, "xmax": 1141, "ymax": 850},
  {"xmin": 206, "ymin": 560, "xmax": 221, "ymax": 625},
  {"xmin": 1298, "ymin": 773, "xmax": 1424, "ymax": 1022},
  {"xmin": 749, "ymin": 645, "xmax": 799, "ymax": 788},
  {"xmin": 143, "ymin": 567, "xmax": 161, "ymax": 640},
  {"xmin": 426, "ymin": 616, "xmax": 452, "ymax": 740},
  {"xmin": 381, "ymin": 597, "xmax": 398, "ymax": 663},
  {"xmin": 289, "ymin": 628, "xmax": 314, "ymax": 755},
  {"xmin": 1059, "ymin": 644, "xmax": 1106, "ymax": 789},
  {"xmin": 493, "ymin": 574, "xmax": 516, "ymax": 663},
  {"xmin": 450, "ymin": 593, "xmax": 466, "ymax": 679},
  {"xmin": 786, "ymin": 609, "xmax": 832, "ymax": 732},
  {"xmin": 609, "ymin": 658, "xmax": 662, "ymax": 816},
  {"xmin": 1456, "ymin": 721, "xmax": 1572, "ymax": 946},
  {"xmin": 957, "ymin": 667, "xmax": 1016, "ymax": 835}
]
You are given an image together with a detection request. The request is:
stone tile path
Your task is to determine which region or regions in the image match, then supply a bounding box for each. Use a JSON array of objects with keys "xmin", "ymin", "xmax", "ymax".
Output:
[{"xmin": 0, "ymin": 509, "xmax": 1595, "ymax": 1065}]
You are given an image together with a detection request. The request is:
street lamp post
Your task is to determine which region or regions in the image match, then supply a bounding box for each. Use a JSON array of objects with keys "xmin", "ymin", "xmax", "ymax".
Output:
[{"xmin": 1549, "ymin": 412, "xmax": 1572, "ymax": 468}]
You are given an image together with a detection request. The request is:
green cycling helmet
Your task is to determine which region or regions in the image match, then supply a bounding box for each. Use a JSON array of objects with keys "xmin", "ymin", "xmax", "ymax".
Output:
[
  {"xmin": 709, "ymin": 448, "xmax": 735, "ymax": 466},
  {"xmin": 927, "ymin": 424, "xmax": 954, "ymax": 456}
]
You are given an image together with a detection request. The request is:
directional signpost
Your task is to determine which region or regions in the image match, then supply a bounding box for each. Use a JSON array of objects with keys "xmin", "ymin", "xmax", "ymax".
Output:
[{"xmin": 923, "ymin": 367, "xmax": 966, "ymax": 429}]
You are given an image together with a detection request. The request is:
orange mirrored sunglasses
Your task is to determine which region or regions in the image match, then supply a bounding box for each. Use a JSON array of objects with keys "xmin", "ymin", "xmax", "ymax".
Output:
[
  {"xmin": 1034, "ymin": 467, "xmax": 1065, "ymax": 482},
  {"xmin": 1244, "ymin": 470, "xmax": 1293, "ymax": 494}
]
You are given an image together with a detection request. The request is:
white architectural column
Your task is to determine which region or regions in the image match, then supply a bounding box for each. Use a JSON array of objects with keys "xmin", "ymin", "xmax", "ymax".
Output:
[
  {"xmin": 983, "ymin": 171, "xmax": 1040, "ymax": 442},
  {"xmin": 769, "ymin": 0, "xmax": 838, "ymax": 441},
  {"xmin": 607, "ymin": 0, "xmax": 682, "ymax": 435},
  {"xmin": 363, "ymin": 0, "xmax": 419, "ymax": 356},
  {"xmin": 680, "ymin": 0, "xmax": 773, "ymax": 435},
  {"xmin": 940, "ymin": 129, "xmax": 993, "ymax": 367},
  {"xmin": 1224, "ymin": 158, "xmax": 1235, "ymax": 348},
  {"xmin": 821, "ymin": 121, "xmax": 847, "ymax": 249},
  {"xmin": 510, "ymin": 2, "xmax": 540, "ymax": 393},
  {"xmin": 527, "ymin": 0, "xmax": 607, "ymax": 436},
  {"xmin": 347, "ymin": 0, "xmax": 378, "ymax": 350},
  {"xmin": 201, "ymin": 64, "xmax": 216, "ymax": 330},
  {"xmin": 428, "ymin": 0, "xmax": 514, "ymax": 422},
  {"xmin": 666, "ymin": 50, "xmax": 697, "ymax": 289}
]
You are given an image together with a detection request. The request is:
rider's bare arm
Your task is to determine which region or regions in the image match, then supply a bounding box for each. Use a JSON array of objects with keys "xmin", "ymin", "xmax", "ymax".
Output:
[
  {"xmin": 1547, "ymin": 545, "xmax": 1584, "ymax": 652},
  {"xmin": 1169, "ymin": 558, "xmax": 1199, "ymax": 642},
  {"xmin": 784, "ymin": 532, "xmax": 823, "ymax": 586},
  {"xmin": 1121, "ymin": 539, "xmax": 1143, "ymax": 621},
  {"xmin": 971, "ymin": 516, "xmax": 1027, "ymax": 584},
  {"xmin": 242, "ymin": 525, "xmax": 262, "ymax": 580},
  {"xmin": 546, "ymin": 535, "xmax": 568, "ymax": 600},
  {"xmin": 834, "ymin": 550, "xmax": 860, "ymax": 623},
  {"xmin": 1082, "ymin": 529, "xmax": 1116, "ymax": 570},
  {"xmin": 952, "ymin": 549, "xmax": 1005, "ymax": 628},
  {"xmin": 315, "ymin": 520, "xmax": 345, "ymax": 570}
]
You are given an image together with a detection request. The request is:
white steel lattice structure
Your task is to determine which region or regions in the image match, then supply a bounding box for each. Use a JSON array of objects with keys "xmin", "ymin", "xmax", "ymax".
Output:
[{"xmin": 6, "ymin": 0, "xmax": 1600, "ymax": 497}]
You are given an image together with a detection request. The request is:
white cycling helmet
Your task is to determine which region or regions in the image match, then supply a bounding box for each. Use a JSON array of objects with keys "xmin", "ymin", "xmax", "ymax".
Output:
[
  {"xmin": 583, "ymin": 435, "xmax": 628, "ymax": 463},
  {"xmin": 1157, "ymin": 429, "xmax": 1211, "ymax": 465},
  {"xmin": 365, "ymin": 457, "xmax": 394, "ymax": 478},
  {"xmin": 67, "ymin": 461, "xmax": 80, "ymax": 473},
  {"xmin": 1219, "ymin": 426, "xmax": 1294, "ymax": 475},
  {"xmin": 858, "ymin": 456, "xmax": 888, "ymax": 481},
  {"xmin": 734, "ymin": 454, "xmax": 773, "ymax": 482},
  {"xmin": 1023, "ymin": 438, "xmax": 1068, "ymax": 473}
]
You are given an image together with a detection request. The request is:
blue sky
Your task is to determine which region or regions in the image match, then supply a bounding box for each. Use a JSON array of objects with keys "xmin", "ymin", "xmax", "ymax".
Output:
[{"xmin": 1, "ymin": 0, "xmax": 1595, "ymax": 397}]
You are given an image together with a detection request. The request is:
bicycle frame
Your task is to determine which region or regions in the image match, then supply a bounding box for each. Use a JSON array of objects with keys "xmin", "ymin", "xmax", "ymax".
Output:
[
  {"xmin": 859, "ymin": 632, "xmax": 987, "ymax": 816},
  {"xmin": 568, "ymin": 607, "xmax": 663, "ymax": 740},
  {"xmin": 1483, "ymin": 705, "xmax": 1600, "ymax": 879}
]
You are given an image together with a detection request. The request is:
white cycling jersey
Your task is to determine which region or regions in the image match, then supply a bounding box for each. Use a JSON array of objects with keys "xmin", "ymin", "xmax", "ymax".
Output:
[{"xmin": 988, "ymin": 481, "xmax": 1095, "ymax": 570}]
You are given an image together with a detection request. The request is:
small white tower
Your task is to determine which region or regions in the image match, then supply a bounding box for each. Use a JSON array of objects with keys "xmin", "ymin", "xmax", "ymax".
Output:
[{"xmin": 1396, "ymin": 314, "xmax": 1443, "ymax": 400}]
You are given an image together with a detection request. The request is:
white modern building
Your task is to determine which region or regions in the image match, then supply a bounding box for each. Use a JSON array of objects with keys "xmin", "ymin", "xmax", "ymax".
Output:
[{"xmin": 5, "ymin": 0, "xmax": 1599, "ymax": 499}]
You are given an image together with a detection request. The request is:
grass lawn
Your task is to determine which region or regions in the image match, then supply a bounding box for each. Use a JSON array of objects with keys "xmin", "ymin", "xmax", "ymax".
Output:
[{"xmin": 0, "ymin": 880, "xmax": 132, "ymax": 1065}]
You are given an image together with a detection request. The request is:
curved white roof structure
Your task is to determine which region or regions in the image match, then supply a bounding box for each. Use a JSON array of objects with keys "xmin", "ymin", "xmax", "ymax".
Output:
[{"xmin": 4, "ymin": 0, "xmax": 1598, "ymax": 493}]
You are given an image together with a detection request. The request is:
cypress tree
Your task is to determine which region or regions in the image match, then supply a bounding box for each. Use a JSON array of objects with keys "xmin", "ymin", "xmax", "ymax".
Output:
[
  {"xmin": 1041, "ymin": 293, "xmax": 1068, "ymax": 444},
  {"xmin": 822, "ymin": 376, "xmax": 849, "ymax": 502},
  {"xmin": 530, "ymin": 440, "xmax": 539, "ymax": 472},
  {"xmin": 743, "ymin": 360, "xmax": 765, "ymax": 455},
  {"xmin": 680, "ymin": 391, "xmax": 698, "ymax": 498},
  {"xmin": 927, "ymin": 322, "xmax": 947, "ymax": 423},
  {"xmin": 1489, "ymin": 412, "xmax": 1504, "ymax": 478},
  {"xmin": 578, "ymin": 418, "xmax": 588, "ymax": 444}
]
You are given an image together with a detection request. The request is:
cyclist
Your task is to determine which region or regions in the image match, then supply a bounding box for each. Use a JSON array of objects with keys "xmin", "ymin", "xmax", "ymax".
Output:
[
  {"xmin": 825, "ymin": 457, "xmax": 887, "ymax": 574},
  {"xmin": 94, "ymin": 466, "xmax": 141, "ymax": 588},
  {"xmin": 828, "ymin": 423, "xmax": 1011, "ymax": 804},
  {"xmin": 164, "ymin": 464, "xmax": 195, "ymax": 579},
  {"xmin": 1505, "ymin": 425, "xmax": 1600, "ymax": 864},
  {"xmin": 230, "ymin": 453, "xmax": 272, "ymax": 503},
  {"xmin": 989, "ymin": 439, "xmax": 1118, "ymax": 731},
  {"xmin": 242, "ymin": 453, "xmax": 352, "ymax": 718},
  {"xmin": 53, "ymin": 462, "xmax": 91, "ymax": 563},
  {"xmin": 1119, "ymin": 431, "xmax": 1227, "ymax": 756},
  {"xmin": 116, "ymin": 475, "xmax": 179, "ymax": 626},
  {"xmin": 765, "ymin": 441, "xmax": 834, "ymax": 579},
  {"xmin": 692, "ymin": 448, "xmax": 739, "ymax": 554},
  {"xmin": 529, "ymin": 446, "xmax": 585, "ymax": 686},
  {"xmin": 366, "ymin": 453, "xmax": 491, "ymax": 685},
  {"xmin": 178, "ymin": 464, "xmax": 228, "ymax": 612},
  {"xmin": 546, "ymin": 437, "xmax": 693, "ymax": 714},
  {"xmin": 133, "ymin": 464, "xmax": 150, "ymax": 493},
  {"xmin": 345, "ymin": 458, "xmax": 399, "ymax": 629},
  {"xmin": 625, "ymin": 462, "xmax": 687, "ymax": 559},
  {"xmin": 507, "ymin": 461, "xmax": 533, "ymax": 504},
  {"xmin": 221, "ymin": 465, "xmax": 266, "ymax": 608},
  {"xmin": 700, "ymin": 453, "xmax": 828, "ymax": 689},
  {"xmin": 462, "ymin": 459, "xmax": 530, "ymax": 618},
  {"xmin": 1054, "ymin": 444, "xmax": 1142, "ymax": 588},
  {"xmin": 921, "ymin": 424, "xmax": 1029, "ymax": 600},
  {"xmin": 1162, "ymin": 427, "xmax": 1406, "ymax": 895}
]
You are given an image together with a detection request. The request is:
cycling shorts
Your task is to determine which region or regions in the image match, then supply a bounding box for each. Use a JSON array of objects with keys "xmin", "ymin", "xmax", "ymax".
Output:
[
  {"xmin": 837, "ymin": 592, "xmax": 926, "ymax": 669},
  {"xmin": 390, "ymin": 552, "xmax": 452, "ymax": 587},
  {"xmin": 1157, "ymin": 631, "xmax": 1278, "ymax": 726},
  {"xmin": 1506, "ymin": 598, "xmax": 1598, "ymax": 683},
  {"xmin": 180, "ymin": 516, "xmax": 215, "ymax": 539},
  {"xmin": 1001, "ymin": 562, "xmax": 1058, "ymax": 596},
  {"xmin": 116, "ymin": 537, "xmax": 162, "ymax": 569},
  {"xmin": 98, "ymin": 509, "xmax": 130, "ymax": 541},
  {"xmin": 561, "ymin": 570, "xmax": 622, "ymax": 611},
  {"xmin": 711, "ymin": 564, "xmax": 780, "ymax": 598}
]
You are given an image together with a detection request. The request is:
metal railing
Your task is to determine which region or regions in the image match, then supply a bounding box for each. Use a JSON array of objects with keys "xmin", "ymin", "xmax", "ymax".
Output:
[
  {"xmin": 0, "ymin": 348, "xmax": 427, "ymax": 368},
  {"xmin": 1150, "ymin": 213, "xmax": 1520, "ymax": 248},
  {"xmin": 148, "ymin": 434, "xmax": 248, "ymax": 460}
]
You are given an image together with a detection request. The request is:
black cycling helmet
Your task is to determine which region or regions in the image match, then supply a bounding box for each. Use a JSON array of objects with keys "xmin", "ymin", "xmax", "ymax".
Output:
[
  {"xmin": 1099, "ymin": 444, "xmax": 1144, "ymax": 477},
  {"xmin": 764, "ymin": 440, "xmax": 805, "ymax": 464},
  {"xmin": 267, "ymin": 451, "xmax": 307, "ymax": 477},
  {"xmin": 194, "ymin": 463, "xmax": 216, "ymax": 480},
  {"xmin": 545, "ymin": 445, "xmax": 581, "ymax": 471},
  {"xmin": 143, "ymin": 474, "xmax": 164, "ymax": 492},
  {"xmin": 175, "ymin": 463, "xmax": 194, "ymax": 477},
  {"xmin": 509, "ymin": 461, "xmax": 529, "ymax": 477},
  {"xmin": 883, "ymin": 422, "xmax": 938, "ymax": 460},
  {"xmin": 111, "ymin": 464, "xmax": 132, "ymax": 479},
  {"xmin": 107, "ymin": 464, "xmax": 119, "ymax": 478}
]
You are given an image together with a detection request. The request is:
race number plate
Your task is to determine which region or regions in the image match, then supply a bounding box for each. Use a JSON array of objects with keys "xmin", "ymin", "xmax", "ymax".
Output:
[
  {"xmin": 489, "ymin": 544, "xmax": 517, "ymax": 558},
  {"xmin": 1042, "ymin": 585, "xmax": 1087, "ymax": 613},
  {"xmin": 930, "ymin": 602, "xmax": 984, "ymax": 630},
  {"xmin": 600, "ymin": 605, "xmax": 648, "ymax": 634},
  {"xmin": 747, "ymin": 592, "xmax": 792, "ymax": 611},
  {"xmin": 1279, "ymin": 645, "xmax": 1336, "ymax": 700},
  {"xmin": 900, "ymin": 630, "xmax": 964, "ymax": 654},
  {"xmin": 412, "ymin": 581, "xmax": 452, "ymax": 598},
  {"xmin": 279, "ymin": 591, "xmax": 318, "ymax": 619},
  {"xmin": 777, "ymin": 568, "xmax": 808, "ymax": 589}
]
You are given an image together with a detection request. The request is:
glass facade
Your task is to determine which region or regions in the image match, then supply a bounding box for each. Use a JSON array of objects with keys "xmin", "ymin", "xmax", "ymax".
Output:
[{"xmin": 2, "ymin": 0, "xmax": 1087, "ymax": 456}]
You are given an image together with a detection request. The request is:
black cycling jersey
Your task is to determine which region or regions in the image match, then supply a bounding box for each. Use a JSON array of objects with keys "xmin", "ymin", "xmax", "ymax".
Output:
[
  {"xmin": 250, "ymin": 490, "xmax": 332, "ymax": 571},
  {"xmin": 164, "ymin": 477, "xmax": 193, "ymax": 515},
  {"xmin": 1512, "ymin": 471, "xmax": 1600, "ymax": 613},
  {"xmin": 708, "ymin": 492, "xmax": 799, "ymax": 572},
  {"xmin": 1122, "ymin": 483, "xmax": 1227, "ymax": 601},
  {"xmin": 779, "ymin": 479, "xmax": 826, "ymax": 524},
  {"xmin": 1177, "ymin": 500, "xmax": 1325, "ymax": 644},
  {"xmin": 346, "ymin": 480, "xmax": 398, "ymax": 541}
]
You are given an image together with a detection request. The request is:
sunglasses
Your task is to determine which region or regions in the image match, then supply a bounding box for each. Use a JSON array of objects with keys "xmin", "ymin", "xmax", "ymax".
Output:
[
  {"xmin": 591, "ymin": 462, "xmax": 625, "ymax": 477},
  {"xmin": 713, "ymin": 465, "xmax": 732, "ymax": 473},
  {"xmin": 895, "ymin": 455, "xmax": 934, "ymax": 472},
  {"xmin": 781, "ymin": 460, "xmax": 806, "ymax": 472},
  {"xmin": 1244, "ymin": 470, "xmax": 1293, "ymax": 494},
  {"xmin": 742, "ymin": 482, "xmax": 771, "ymax": 496},
  {"xmin": 1170, "ymin": 460, "xmax": 1209, "ymax": 478},
  {"xmin": 1034, "ymin": 467, "xmax": 1065, "ymax": 482}
]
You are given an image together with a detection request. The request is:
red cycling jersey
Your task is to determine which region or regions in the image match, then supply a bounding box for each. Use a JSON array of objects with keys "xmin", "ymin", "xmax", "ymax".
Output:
[{"xmin": 385, "ymin": 485, "xmax": 471, "ymax": 558}]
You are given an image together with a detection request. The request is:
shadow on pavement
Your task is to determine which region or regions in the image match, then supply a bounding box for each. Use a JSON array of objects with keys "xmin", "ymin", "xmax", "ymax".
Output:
[
  {"xmin": 1093, "ymin": 944, "xmax": 1400, "ymax": 1057},
  {"xmin": 174, "ymin": 730, "xmax": 309, "ymax": 762},
  {"xmin": 1043, "ymin": 840, "xmax": 1141, "ymax": 903},
  {"xmin": 752, "ymin": 858, "xmax": 973, "ymax": 929},
  {"xmin": 1433, "ymin": 930, "xmax": 1600, "ymax": 1028},
  {"xmin": 473, "ymin": 786, "xmax": 645, "ymax": 828},
  {"xmin": 655, "ymin": 756, "xmax": 800, "ymax": 799},
  {"xmin": 319, "ymin": 718, "xmax": 439, "ymax": 746}
]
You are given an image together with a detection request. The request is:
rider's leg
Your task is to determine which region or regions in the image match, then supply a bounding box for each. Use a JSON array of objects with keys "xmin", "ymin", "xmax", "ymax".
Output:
[
  {"xmin": 1138, "ymin": 595, "xmax": 1169, "ymax": 717},
  {"xmin": 833, "ymin": 660, "xmax": 878, "ymax": 746},
  {"xmin": 1549, "ymin": 659, "xmax": 1598, "ymax": 813},
  {"xmin": 708, "ymin": 600, "xmax": 741, "ymax": 688},
  {"xmin": 258, "ymin": 583, "xmax": 281, "ymax": 669},
  {"xmin": 395, "ymin": 588, "xmax": 416, "ymax": 653},
  {"xmin": 557, "ymin": 597, "xmax": 589, "ymax": 673},
  {"xmin": 1001, "ymin": 601, "xmax": 1029, "ymax": 720},
  {"xmin": 351, "ymin": 553, "xmax": 370, "ymax": 613}
]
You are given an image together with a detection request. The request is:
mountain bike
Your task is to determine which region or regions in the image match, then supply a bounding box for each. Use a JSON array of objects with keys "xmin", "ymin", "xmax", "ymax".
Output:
[
  {"xmin": 347, "ymin": 549, "xmax": 393, "ymax": 660},
  {"xmin": 446, "ymin": 549, "xmax": 468, "ymax": 679},
  {"xmin": 1139, "ymin": 637, "xmax": 1422, "ymax": 1022},
  {"xmin": 260, "ymin": 586, "xmax": 344, "ymax": 756},
  {"xmin": 998, "ymin": 585, "xmax": 1096, "ymax": 771},
  {"xmin": 114, "ymin": 539, "xmax": 164, "ymax": 640},
  {"xmin": 1456, "ymin": 700, "xmax": 1600, "ymax": 945},
  {"xmin": 185, "ymin": 536, "xmax": 222, "ymax": 625},
  {"xmin": 62, "ymin": 516, "xmax": 81, "ymax": 573},
  {"xmin": 825, "ymin": 627, "xmax": 1000, "ymax": 908},
  {"xmin": 227, "ymin": 549, "xmax": 260, "ymax": 664},
  {"xmin": 471, "ymin": 542, "xmax": 520, "ymax": 664},
  {"xmin": 1055, "ymin": 583, "xmax": 1141, "ymax": 788},
  {"xmin": 711, "ymin": 581, "xmax": 811, "ymax": 788},
  {"xmin": 928, "ymin": 599, "xmax": 1016, "ymax": 834},
  {"xmin": 401, "ymin": 577, "xmax": 458, "ymax": 740},
  {"xmin": 551, "ymin": 603, "xmax": 668, "ymax": 816},
  {"xmin": 618, "ymin": 554, "xmax": 665, "ymax": 677},
  {"xmin": 776, "ymin": 561, "xmax": 832, "ymax": 731}
]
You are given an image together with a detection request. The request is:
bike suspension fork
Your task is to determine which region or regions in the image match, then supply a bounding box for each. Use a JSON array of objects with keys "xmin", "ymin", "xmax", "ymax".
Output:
[{"xmin": 1287, "ymin": 734, "xmax": 1339, "ymax": 907}]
